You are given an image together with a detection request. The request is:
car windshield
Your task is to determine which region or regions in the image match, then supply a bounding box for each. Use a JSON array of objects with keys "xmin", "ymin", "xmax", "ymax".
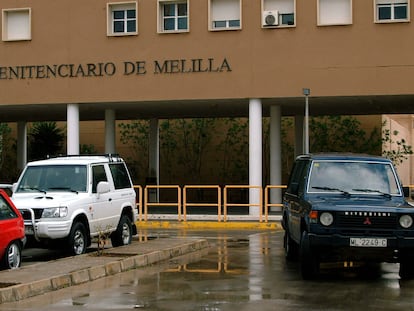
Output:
[
  {"xmin": 308, "ymin": 160, "xmax": 401, "ymax": 196},
  {"xmin": 16, "ymin": 165, "xmax": 87, "ymax": 193}
]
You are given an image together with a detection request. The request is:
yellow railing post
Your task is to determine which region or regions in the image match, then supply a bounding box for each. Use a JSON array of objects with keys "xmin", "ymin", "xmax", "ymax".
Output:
[{"xmin": 133, "ymin": 185, "xmax": 143, "ymax": 221}]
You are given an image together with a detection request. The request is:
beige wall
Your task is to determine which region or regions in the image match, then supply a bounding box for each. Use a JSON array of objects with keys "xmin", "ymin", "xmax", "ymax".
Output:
[
  {"xmin": 383, "ymin": 115, "xmax": 414, "ymax": 185},
  {"xmin": 1, "ymin": 0, "xmax": 414, "ymax": 107},
  {"xmin": 2, "ymin": 1, "xmax": 414, "ymax": 185}
]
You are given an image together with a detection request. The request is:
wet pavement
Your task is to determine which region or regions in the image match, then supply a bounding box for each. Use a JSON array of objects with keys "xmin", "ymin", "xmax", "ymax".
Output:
[
  {"xmin": 0, "ymin": 234, "xmax": 208, "ymax": 304},
  {"xmin": 2, "ymin": 230, "xmax": 414, "ymax": 310}
]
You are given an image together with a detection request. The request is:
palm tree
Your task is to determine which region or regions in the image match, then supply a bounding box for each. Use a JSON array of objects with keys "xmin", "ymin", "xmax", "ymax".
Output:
[{"xmin": 29, "ymin": 122, "xmax": 65, "ymax": 160}]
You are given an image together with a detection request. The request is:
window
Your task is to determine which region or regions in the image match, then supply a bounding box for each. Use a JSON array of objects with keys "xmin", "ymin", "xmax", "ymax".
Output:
[
  {"xmin": 262, "ymin": 0, "xmax": 296, "ymax": 28},
  {"xmin": 0, "ymin": 196, "xmax": 17, "ymax": 220},
  {"xmin": 308, "ymin": 161, "xmax": 400, "ymax": 195},
  {"xmin": 209, "ymin": 0, "xmax": 241, "ymax": 31},
  {"xmin": 107, "ymin": 2, "xmax": 137, "ymax": 36},
  {"xmin": 2, "ymin": 8, "xmax": 31, "ymax": 41},
  {"xmin": 109, "ymin": 163, "xmax": 132, "ymax": 189},
  {"xmin": 158, "ymin": 1, "xmax": 189, "ymax": 33},
  {"xmin": 92, "ymin": 165, "xmax": 108, "ymax": 193},
  {"xmin": 15, "ymin": 165, "xmax": 87, "ymax": 193},
  {"xmin": 375, "ymin": 0, "xmax": 409, "ymax": 22},
  {"xmin": 286, "ymin": 160, "xmax": 309, "ymax": 195},
  {"xmin": 317, "ymin": 0, "xmax": 352, "ymax": 26}
]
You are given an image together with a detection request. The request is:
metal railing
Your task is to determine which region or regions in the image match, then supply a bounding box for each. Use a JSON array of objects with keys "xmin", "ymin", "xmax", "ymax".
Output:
[
  {"xmin": 264, "ymin": 185, "xmax": 287, "ymax": 223},
  {"xmin": 143, "ymin": 185, "xmax": 182, "ymax": 221},
  {"xmin": 183, "ymin": 185, "xmax": 221, "ymax": 222},
  {"xmin": 223, "ymin": 185, "xmax": 263, "ymax": 222},
  {"xmin": 133, "ymin": 185, "xmax": 143, "ymax": 221},
  {"xmin": 135, "ymin": 184, "xmax": 414, "ymax": 223},
  {"xmin": 135, "ymin": 184, "xmax": 286, "ymax": 222}
]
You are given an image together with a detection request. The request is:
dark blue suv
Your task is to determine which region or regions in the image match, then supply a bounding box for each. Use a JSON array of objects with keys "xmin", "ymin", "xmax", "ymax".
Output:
[{"xmin": 282, "ymin": 153, "xmax": 414, "ymax": 279}]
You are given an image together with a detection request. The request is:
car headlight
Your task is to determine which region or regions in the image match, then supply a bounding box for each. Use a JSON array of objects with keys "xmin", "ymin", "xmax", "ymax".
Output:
[
  {"xmin": 399, "ymin": 215, "xmax": 413, "ymax": 228},
  {"xmin": 320, "ymin": 212, "xmax": 334, "ymax": 226},
  {"xmin": 42, "ymin": 207, "xmax": 68, "ymax": 218}
]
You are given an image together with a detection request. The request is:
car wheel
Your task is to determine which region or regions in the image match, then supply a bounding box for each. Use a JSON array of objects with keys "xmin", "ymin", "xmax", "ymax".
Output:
[
  {"xmin": 2, "ymin": 241, "xmax": 21, "ymax": 269},
  {"xmin": 299, "ymin": 231, "xmax": 319, "ymax": 280},
  {"xmin": 284, "ymin": 230, "xmax": 298, "ymax": 261},
  {"xmin": 68, "ymin": 222, "xmax": 87, "ymax": 255},
  {"xmin": 399, "ymin": 254, "xmax": 414, "ymax": 279},
  {"xmin": 111, "ymin": 215, "xmax": 132, "ymax": 247}
]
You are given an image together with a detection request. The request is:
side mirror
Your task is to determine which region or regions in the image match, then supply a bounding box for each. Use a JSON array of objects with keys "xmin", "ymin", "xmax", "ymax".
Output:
[
  {"xmin": 96, "ymin": 181, "xmax": 110, "ymax": 195},
  {"xmin": 12, "ymin": 183, "xmax": 18, "ymax": 194},
  {"xmin": 403, "ymin": 186, "xmax": 410, "ymax": 198},
  {"xmin": 289, "ymin": 182, "xmax": 299, "ymax": 196}
]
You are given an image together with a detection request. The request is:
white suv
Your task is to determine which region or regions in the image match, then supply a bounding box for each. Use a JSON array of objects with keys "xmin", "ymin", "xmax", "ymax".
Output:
[{"xmin": 11, "ymin": 154, "xmax": 137, "ymax": 255}]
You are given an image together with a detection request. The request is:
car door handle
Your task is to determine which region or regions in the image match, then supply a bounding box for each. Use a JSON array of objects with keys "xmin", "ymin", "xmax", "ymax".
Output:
[{"xmin": 108, "ymin": 198, "xmax": 112, "ymax": 202}]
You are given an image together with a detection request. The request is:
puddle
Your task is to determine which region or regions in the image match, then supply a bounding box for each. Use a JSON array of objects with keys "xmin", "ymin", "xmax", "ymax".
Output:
[{"xmin": 0, "ymin": 282, "xmax": 19, "ymax": 288}]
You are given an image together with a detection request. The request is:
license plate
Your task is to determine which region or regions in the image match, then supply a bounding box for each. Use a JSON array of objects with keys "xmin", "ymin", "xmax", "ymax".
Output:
[{"xmin": 350, "ymin": 238, "xmax": 387, "ymax": 247}]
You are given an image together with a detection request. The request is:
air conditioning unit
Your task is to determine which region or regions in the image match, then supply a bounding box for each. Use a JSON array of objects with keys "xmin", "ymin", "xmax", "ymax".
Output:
[{"xmin": 262, "ymin": 10, "xmax": 279, "ymax": 27}]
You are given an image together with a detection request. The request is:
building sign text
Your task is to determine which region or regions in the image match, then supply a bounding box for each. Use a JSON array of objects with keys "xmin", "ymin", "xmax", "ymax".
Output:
[{"xmin": 0, "ymin": 58, "xmax": 231, "ymax": 80}]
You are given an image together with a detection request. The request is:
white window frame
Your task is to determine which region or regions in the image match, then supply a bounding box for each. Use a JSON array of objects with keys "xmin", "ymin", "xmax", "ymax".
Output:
[
  {"xmin": 208, "ymin": 0, "xmax": 242, "ymax": 31},
  {"xmin": 157, "ymin": 0, "xmax": 189, "ymax": 33},
  {"xmin": 107, "ymin": 2, "xmax": 138, "ymax": 36},
  {"xmin": 317, "ymin": 0, "xmax": 353, "ymax": 26},
  {"xmin": 261, "ymin": 0, "xmax": 296, "ymax": 28},
  {"xmin": 2, "ymin": 8, "xmax": 32, "ymax": 41},
  {"xmin": 374, "ymin": 0, "xmax": 409, "ymax": 23}
]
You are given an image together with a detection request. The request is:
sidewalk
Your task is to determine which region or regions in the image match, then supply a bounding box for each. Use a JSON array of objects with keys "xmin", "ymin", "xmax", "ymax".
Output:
[
  {"xmin": 0, "ymin": 237, "xmax": 209, "ymax": 304},
  {"xmin": 138, "ymin": 220, "xmax": 282, "ymax": 230},
  {"xmin": 139, "ymin": 214, "xmax": 283, "ymax": 229}
]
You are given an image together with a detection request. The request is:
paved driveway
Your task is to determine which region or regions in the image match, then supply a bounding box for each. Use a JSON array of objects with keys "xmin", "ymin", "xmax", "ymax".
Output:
[{"xmin": 1, "ymin": 230, "xmax": 414, "ymax": 310}]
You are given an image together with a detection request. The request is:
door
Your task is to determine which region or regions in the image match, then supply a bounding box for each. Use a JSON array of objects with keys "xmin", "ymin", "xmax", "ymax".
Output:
[
  {"xmin": 89, "ymin": 164, "xmax": 114, "ymax": 236},
  {"xmin": 285, "ymin": 159, "xmax": 309, "ymax": 243}
]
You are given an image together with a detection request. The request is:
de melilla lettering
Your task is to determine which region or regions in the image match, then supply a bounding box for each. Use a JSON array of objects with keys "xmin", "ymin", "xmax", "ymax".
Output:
[
  {"xmin": 126, "ymin": 58, "xmax": 231, "ymax": 75},
  {"xmin": 0, "ymin": 58, "xmax": 231, "ymax": 80}
]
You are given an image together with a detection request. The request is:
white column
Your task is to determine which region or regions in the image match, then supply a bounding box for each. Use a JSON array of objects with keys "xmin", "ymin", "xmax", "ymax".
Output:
[
  {"xmin": 304, "ymin": 94, "xmax": 310, "ymax": 154},
  {"xmin": 294, "ymin": 115, "xmax": 304, "ymax": 157},
  {"xmin": 148, "ymin": 119, "xmax": 159, "ymax": 202},
  {"xmin": 67, "ymin": 104, "xmax": 80, "ymax": 155},
  {"xmin": 148, "ymin": 119, "xmax": 159, "ymax": 180},
  {"xmin": 17, "ymin": 122, "xmax": 27, "ymax": 170},
  {"xmin": 249, "ymin": 98, "xmax": 262, "ymax": 216},
  {"xmin": 105, "ymin": 109, "xmax": 116, "ymax": 154},
  {"xmin": 270, "ymin": 105, "xmax": 282, "ymax": 211}
]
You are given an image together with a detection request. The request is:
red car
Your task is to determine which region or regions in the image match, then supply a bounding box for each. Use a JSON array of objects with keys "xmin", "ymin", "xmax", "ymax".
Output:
[{"xmin": 0, "ymin": 189, "xmax": 25, "ymax": 269}]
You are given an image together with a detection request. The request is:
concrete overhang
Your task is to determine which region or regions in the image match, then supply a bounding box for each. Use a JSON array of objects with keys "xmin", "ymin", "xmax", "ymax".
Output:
[{"xmin": 0, "ymin": 94, "xmax": 413, "ymax": 123}]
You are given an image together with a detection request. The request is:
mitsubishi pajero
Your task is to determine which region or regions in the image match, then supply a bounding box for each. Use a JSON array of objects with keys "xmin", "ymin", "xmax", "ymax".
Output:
[
  {"xmin": 282, "ymin": 153, "xmax": 414, "ymax": 279},
  {"xmin": 11, "ymin": 154, "xmax": 137, "ymax": 255}
]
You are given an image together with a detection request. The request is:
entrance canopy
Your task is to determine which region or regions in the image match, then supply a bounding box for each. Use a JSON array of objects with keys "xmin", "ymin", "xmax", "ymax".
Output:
[{"xmin": 1, "ymin": 95, "xmax": 414, "ymax": 123}]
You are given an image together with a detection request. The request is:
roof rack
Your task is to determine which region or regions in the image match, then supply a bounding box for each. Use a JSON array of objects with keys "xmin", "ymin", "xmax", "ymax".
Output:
[{"xmin": 47, "ymin": 154, "xmax": 122, "ymax": 162}]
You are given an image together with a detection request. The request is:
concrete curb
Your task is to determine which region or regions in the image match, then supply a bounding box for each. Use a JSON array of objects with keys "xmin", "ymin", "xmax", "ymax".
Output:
[
  {"xmin": 0, "ymin": 239, "xmax": 209, "ymax": 304},
  {"xmin": 136, "ymin": 221, "xmax": 283, "ymax": 230}
]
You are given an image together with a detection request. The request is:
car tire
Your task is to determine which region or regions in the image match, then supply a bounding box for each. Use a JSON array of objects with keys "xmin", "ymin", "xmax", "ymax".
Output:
[
  {"xmin": 111, "ymin": 215, "xmax": 132, "ymax": 247},
  {"xmin": 2, "ymin": 241, "xmax": 21, "ymax": 269},
  {"xmin": 299, "ymin": 231, "xmax": 319, "ymax": 280},
  {"xmin": 68, "ymin": 222, "xmax": 87, "ymax": 255},
  {"xmin": 399, "ymin": 254, "xmax": 414, "ymax": 279},
  {"xmin": 284, "ymin": 230, "xmax": 298, "ymax": 261}
]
